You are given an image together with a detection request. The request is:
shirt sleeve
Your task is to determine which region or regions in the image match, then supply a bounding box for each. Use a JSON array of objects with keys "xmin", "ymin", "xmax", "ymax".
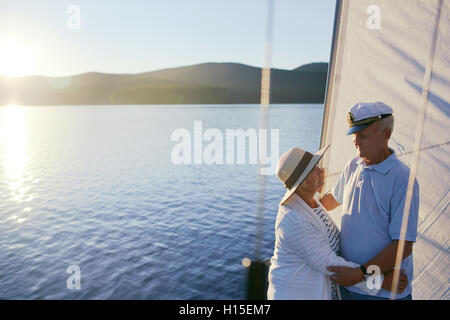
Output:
[
  {"xmin": 389, "ymin": 177, "xmax": 420, "ymax": 242},
  {"xmin": 279, "ymin": 210, "xmax": 359, "ymax": 276}
]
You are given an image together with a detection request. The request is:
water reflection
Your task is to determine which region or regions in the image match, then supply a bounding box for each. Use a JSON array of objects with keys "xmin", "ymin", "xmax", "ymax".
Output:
[{"xmin": 0, "ymin": 105, "xmax": 30, "ymax": 207}]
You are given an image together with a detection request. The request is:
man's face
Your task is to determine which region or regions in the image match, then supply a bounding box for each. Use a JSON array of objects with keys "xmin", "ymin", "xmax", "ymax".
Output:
[{"xmin": 352, "ymin": 120, "xmax": 388, "ymax": 161}]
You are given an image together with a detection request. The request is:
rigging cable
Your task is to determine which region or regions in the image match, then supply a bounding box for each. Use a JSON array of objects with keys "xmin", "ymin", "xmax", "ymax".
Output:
[{"xmin": 245, "ymin": 0, "xmax": 274, "ymax": 300}]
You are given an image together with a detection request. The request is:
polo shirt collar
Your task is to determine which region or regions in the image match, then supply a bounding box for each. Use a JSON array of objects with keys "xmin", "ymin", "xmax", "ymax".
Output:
[{"xmin": 357, "ymin": 149, "xmax": 398, "ymax": 174}]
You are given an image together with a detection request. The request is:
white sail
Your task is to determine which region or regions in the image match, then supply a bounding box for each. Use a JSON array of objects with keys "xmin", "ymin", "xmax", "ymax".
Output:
[{"xmin": 321, "ymin": 0, "xmax": 449, "ymax": 300}]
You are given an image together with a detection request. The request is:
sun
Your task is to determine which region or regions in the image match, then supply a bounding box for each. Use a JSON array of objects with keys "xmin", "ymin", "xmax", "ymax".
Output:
[{"xmin": 0, "ymin": 37, "xmax": 34, "ymax": 77}]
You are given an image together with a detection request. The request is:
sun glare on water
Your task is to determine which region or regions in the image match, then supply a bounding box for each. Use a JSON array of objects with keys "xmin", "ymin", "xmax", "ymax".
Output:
[{"xmin": 0, "ymin": 105, "xmax": 30, "ymax": 205}]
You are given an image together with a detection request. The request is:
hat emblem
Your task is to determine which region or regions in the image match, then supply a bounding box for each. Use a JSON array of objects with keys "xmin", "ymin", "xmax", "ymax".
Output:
[{"xmin": 347, "ymin": 112, "xmax": 355, "ymax": 123}]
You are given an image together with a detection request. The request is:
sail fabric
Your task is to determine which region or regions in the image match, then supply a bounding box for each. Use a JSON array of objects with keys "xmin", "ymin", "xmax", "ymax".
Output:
[{"xmin": 321, "ymin": 0, "xmax": 449, "ymax": 300}]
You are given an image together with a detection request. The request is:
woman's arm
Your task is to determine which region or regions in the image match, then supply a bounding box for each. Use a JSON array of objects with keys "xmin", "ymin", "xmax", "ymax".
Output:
[
  {"xmin": 319, "ymin": 193, "xmax": 341, "ymax": 211},
  {"xmin": 281, "ymin": 210, "xmax": 358, "ymax": 275},
  {"xmin": 281, "ymin": 209, "xmax": 387, "ymax": 295}
]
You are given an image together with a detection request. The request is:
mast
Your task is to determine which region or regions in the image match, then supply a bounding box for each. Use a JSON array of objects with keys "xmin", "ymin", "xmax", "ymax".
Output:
[
  {"xmin": 319, "ymin": 0, "xmax": 350, "ymax": 177},
  {"xmin": 320, "ymin": 0, "xmax": 342, "ymax": 152}
]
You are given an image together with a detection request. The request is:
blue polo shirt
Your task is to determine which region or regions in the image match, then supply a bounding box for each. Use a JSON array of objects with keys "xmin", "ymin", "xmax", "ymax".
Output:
[{"xmin": 332, "ymin": 150, "xmax": 419, "ymax": 299}]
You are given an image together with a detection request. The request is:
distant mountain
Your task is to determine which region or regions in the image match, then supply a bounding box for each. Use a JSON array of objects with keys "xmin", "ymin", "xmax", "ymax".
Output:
[
  {"xmin": 0, "ymin": 62, "xmax": 328, "ymax": 105},
  {"xmin": 291, "ymin": 62, "xmax": 328, "ymax": 73}
]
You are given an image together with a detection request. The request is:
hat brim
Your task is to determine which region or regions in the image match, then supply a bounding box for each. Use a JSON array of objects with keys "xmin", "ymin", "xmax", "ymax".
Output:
[
  {"xmin": 280, "ymin": 144, "xmax": 330, "ymax": 205},
  {"xmin": 346, "ymin": 123, "xmax": 370, "ymax": 135}
]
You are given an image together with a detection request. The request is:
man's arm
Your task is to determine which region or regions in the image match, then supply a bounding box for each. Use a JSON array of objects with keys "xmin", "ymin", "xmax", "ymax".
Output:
[
  {"xmin": 319, "ymin": 192, "xmax": 341, "ymax": 211},
  {"xmin": 327, "ymin": 240, "xmax": 414, "ymax": 286},
  {"xmin": 362, "ymin": 240, "xmax": 413, "ymax": 273}
]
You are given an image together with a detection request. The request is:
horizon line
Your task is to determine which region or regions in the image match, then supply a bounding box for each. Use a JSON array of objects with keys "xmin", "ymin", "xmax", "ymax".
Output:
[{"xmin": 0, "ymin": 61, "xmax": 328, "ymax": 79}]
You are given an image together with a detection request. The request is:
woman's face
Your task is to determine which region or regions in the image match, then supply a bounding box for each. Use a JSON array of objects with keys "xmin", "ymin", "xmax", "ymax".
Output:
[{"xmin": 301, "ymin": 166, "xmax": 325, "ymax": 193}]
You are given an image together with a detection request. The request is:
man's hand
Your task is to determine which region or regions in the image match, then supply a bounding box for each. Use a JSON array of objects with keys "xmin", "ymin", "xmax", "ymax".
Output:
[
  {"xmin": 382, "ymin": 269, "xmax": 408, "ymax": 293},
  {"xmin": 327, "ymin": 266, "xmax": 363, "ymax": 287}
]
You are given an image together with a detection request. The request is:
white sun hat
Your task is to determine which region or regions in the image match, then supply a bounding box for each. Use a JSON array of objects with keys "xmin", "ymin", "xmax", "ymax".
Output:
[{"xmin": 276, "ymin": 144, "xmax": 330, "ymax": 205}]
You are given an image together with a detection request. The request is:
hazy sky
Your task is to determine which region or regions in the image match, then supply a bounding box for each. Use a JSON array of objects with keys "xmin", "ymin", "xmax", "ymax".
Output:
[{"xmin": 0, "ymin": 0, "xmax": 337, "ymax": 77}]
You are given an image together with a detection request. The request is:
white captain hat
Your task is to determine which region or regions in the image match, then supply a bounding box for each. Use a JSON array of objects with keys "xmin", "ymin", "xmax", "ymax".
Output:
[{"xmin": 346, "ymin": 102, "xmax": 393, "ymax": 135}]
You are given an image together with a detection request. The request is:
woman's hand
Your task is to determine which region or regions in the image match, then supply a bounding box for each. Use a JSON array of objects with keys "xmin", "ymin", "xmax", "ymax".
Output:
[
  {"xmin": 382, "ymin": 269, "xmax": 408, "ymax": 293},
  {"xmin": 327, "ymin": 266, "xmax": 363, "ymax": 287}
]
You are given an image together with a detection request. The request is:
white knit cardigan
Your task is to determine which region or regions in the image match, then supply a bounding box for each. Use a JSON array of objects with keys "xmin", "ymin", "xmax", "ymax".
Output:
[{"xmin": 267, "ymin": 193, "xmax": 378, "ymax": 300}]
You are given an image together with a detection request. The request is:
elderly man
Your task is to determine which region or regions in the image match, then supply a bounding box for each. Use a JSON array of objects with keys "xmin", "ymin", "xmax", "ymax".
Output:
[{"xmin": 320, "ymin": 102, "xmax": 420, "ymax": 300}]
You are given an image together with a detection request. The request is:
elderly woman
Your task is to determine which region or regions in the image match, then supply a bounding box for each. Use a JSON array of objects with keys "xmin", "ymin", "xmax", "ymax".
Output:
[{"xmin": 267, "ymin": 145, "xmax": 406, "ymax": 300}]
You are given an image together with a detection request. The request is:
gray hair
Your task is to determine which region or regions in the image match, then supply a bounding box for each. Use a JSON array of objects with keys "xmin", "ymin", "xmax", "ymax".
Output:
[{"xmin": 380, "ymin": 114, "xmax": 394, "ymax": 134}]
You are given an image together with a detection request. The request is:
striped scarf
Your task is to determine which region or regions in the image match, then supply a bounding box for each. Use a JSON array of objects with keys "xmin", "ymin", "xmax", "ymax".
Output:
[{"xmin": 312, "ymin": 205, "xmax": 341, "ymax": 300}]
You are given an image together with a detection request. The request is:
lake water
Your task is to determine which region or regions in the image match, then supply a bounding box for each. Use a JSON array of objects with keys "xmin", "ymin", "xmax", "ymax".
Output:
[{"xmin": 0, "ymin": 104, "xmax": 324, "ymax": 299}]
